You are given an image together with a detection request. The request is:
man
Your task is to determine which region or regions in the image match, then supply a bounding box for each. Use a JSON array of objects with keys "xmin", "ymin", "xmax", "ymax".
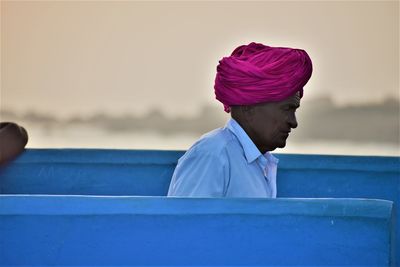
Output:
[
  {"xmin": 168, "ymin": 42, "xmax": 312, "ymax": 197},
  {"xmin": 0, "ymin": 122, "xmax": 29, "ymax": 165}
]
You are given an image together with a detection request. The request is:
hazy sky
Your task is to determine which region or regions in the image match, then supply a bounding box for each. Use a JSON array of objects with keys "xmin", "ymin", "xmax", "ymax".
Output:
[{"xmin": 1, "ymin": 1, "xmax": 399, "ymax": 119}]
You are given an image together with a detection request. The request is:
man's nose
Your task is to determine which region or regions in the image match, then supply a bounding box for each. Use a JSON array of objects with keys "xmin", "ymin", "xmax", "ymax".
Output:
[{"xmin": 288, "ymin": 114, "xmax": 298, "ymax": 129}]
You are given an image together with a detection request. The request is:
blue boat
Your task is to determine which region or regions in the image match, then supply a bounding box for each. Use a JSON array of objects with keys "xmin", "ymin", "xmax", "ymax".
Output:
[{"xmin": 0, "ymin": 149, "xmax": 398, "ymax": 266}]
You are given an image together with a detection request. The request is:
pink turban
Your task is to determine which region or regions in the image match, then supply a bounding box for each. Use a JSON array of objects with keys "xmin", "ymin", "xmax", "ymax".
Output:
[{"xmin": 214, "ymin": 42, "xmax": 313, "ymax": 112}]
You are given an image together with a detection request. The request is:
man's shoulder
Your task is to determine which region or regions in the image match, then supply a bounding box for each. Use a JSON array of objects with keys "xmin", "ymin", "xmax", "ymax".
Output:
[{"xmin": 185, "ymin": 126, "xmax": 238, "ymax": 158}]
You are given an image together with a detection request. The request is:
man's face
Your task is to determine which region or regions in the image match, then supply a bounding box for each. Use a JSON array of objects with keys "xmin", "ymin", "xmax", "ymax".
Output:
[{"xmin": 245, "ymin": 92, "xmax": 301, "ymax": 153}]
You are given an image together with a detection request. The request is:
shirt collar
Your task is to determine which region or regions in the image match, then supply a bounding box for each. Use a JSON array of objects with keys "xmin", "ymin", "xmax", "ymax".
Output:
[
  {"xmin": 226, "ymin": 118, "xmax": 262, "ymax": 163},
  {"xmin": 226, "ymin": 118, "xmax": 279, "ymax": 164}
]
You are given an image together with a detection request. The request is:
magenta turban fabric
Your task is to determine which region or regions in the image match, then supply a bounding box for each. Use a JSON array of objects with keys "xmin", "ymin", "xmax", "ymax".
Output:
[{"xmin": 214, "ymin": 42, "xmax": 313, "ymax": 112}]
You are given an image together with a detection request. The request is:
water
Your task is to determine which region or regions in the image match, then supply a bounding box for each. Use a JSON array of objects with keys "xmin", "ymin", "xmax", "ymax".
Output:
[{"xmin": 23, "ymin": 123, "xmax": 399, "ymax": 156}]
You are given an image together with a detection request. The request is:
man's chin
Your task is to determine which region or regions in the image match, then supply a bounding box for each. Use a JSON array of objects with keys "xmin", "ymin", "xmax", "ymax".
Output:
[
  {"xmin": 264, "ymin": 139, "xmax": 287, "ymax": 152},
  {"xmin": 267, "ymin": 143, "xmax": 286, "ymax": 152},
  {"xmin": 277, "ymin": 140, "xmax": 287, "ymax": 149}
]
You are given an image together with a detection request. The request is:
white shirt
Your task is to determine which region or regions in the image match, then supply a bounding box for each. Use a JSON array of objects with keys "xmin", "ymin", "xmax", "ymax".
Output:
[{"xmin": 168, "ymin": 118, "xmax": 279, "ymax": 197}]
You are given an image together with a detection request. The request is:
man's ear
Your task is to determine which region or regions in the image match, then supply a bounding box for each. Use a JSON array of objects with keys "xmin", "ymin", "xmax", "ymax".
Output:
[{"xmin": 241, "ymin": 105, "xmax": 251, "ymax": 113}]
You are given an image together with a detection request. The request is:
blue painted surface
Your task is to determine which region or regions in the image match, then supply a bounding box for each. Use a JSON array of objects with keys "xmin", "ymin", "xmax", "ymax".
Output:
[
  {"xmin": 0, "ymin": 196, "xmax": 394, "ymax": 266},
  {"xmin": 0, "ymin": 149, "xmax": 179, "ymax": 196},
  {"xmin": 1, "ymin": 149, "xmax": 398, "ymax": 197},
  {"xmin": 0, "ymin": 149, "xmax": 399, "ymax": 265}
]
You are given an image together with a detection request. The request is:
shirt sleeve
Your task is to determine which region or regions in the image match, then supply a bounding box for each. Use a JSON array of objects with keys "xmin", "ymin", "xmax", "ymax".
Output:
[{"xmin": 167, "ymin": 150, "xmax": 228, "ymax": 197}]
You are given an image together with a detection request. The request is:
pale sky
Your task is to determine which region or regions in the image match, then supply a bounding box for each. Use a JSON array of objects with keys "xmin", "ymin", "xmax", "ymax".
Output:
[{"xmin": 1, "ymin": 1, "xmax": 399, "ymax": 119}]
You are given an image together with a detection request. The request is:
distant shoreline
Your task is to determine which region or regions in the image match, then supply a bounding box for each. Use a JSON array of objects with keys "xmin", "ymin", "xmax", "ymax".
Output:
[{"xmin": 2, "ymin": 97, "xmax": 399, "ymax": 144}]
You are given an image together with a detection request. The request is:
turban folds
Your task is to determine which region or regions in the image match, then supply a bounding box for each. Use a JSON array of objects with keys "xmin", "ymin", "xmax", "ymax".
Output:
[{"xmin": 214, "ymin": 42, "xmax": 313, "ymax": 112}]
